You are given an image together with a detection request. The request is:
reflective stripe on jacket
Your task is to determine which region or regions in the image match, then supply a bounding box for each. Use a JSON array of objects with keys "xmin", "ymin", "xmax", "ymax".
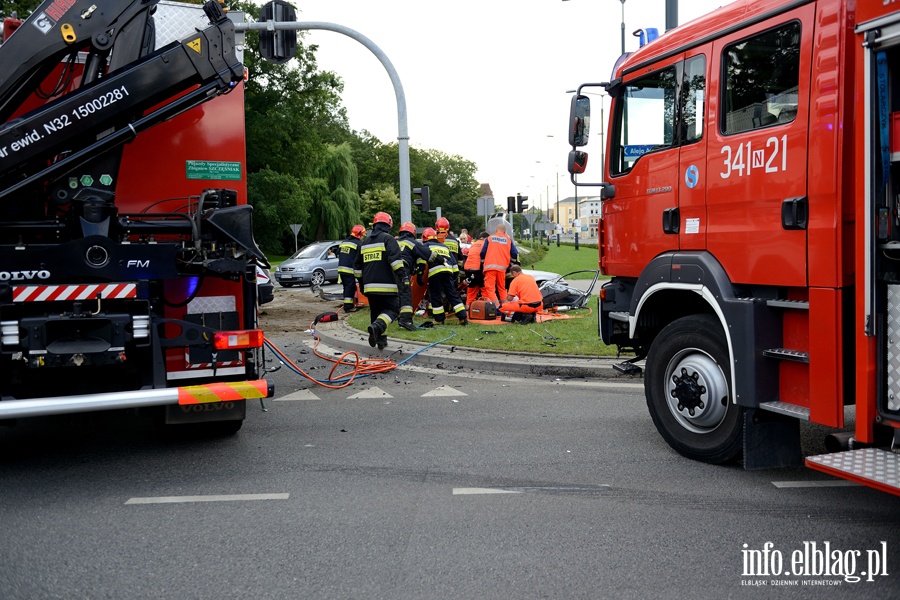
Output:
[
  {"xmin": 354, "ymin": 225, "xmax": 406, "ymax": 295},
  {"xmin": 425, "ymin": 240, "xmax": 458, "ymax": 277},
  {"xmin": 481, "ymin": 233, "xmax": 513, "ymax": 272},
  {"xmin": 338, "ymin": 237, "xmax": 361, "ymax": 275}
]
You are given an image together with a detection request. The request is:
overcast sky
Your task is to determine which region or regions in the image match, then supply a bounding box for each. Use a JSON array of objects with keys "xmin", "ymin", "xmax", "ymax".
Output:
[{"xmin": 287, "ymin": 0, "xmax": 735, "ymax": 214}]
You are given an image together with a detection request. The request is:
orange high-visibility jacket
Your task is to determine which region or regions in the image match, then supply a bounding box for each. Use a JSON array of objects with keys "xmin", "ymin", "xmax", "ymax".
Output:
[
  {"xmin": 481, "ymin": 233, "xmax": 513, "ymax": 272},
  {"xmin": 507, "ymin": 273, "xmax": 542, "ymax": 305},
  {"xmin": 464, "ymin": 238, "xmax": 485, "ymax": 271}
]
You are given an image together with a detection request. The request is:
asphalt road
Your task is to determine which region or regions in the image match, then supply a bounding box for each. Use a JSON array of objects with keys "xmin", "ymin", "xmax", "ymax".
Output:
[{"xmin": 1, "ymin": 346, "xmax": 899, "ymax": 599}]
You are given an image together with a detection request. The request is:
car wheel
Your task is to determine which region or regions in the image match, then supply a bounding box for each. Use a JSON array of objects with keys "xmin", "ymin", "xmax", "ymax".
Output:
[
  {"xmin": 645, "ymin": 314, "xmax": 743, "ymax": 464},
  {"xmin": 310, "ymin": 270, "xmax": 326, "ymax": 287}
]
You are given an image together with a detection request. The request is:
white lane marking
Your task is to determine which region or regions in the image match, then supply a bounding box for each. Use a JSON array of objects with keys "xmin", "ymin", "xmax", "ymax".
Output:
[
  {"xmin": 275, "ymin": 389, "xmax": 320, "ymax": 401},
  {"xmin": 347, "ymin": 386, "xmax": 393, "ymax": 399},
  {"xmin": 771, "ymin": 480, "xmax": 860, "ymax": 488},
  {"xmin": 453, "ymin": 488, "xmax": 523, "ymax": 495},
  {"xmin": 422, "ymin": 385, "xmax": 467, "ymax": 397},
  {"xmin": 125, "ymin": 493, "xmax": 289, "ymax": 505},
  {"xmin": 400, "ymin": 365, "xmax": 643, "ymax": 388},
  {"xmin": 453, "ymin": 485, "xmax": 611, "ymax": 495}
]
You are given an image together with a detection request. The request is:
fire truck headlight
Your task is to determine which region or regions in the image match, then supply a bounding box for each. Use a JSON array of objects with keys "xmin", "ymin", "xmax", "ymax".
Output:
[
  {"xmin": 132, "ymin": 315, "xmax": 150, "ymax": 340},
  {"xmin": 1, "ymin": 320, "xmax": 20, "ymax": 346}
]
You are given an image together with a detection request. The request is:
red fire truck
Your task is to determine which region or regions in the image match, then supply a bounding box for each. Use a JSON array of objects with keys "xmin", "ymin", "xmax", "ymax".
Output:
[
  {"xmin": 569, "ymin": 0, "xmax": 900, "ymax": 494},
  {"xmin": 0, "ymin": 0, "xmax": 279, "ymax": 432}
]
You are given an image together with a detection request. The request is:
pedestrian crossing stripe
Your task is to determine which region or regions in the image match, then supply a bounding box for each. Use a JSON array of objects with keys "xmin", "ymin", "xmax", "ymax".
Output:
[
  {"xmin": 422, "ymin": 385, "xmax": 467, "ymax": 397},
  {"xmin": 347, "ymin": 386, "xmax": 393, "ymax": 399}
]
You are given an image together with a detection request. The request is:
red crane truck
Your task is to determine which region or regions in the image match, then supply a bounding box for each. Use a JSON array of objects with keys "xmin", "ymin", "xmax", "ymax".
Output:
[
  {"xmin": 0, "ymin": 0, "xmax": 277, "ymax": 433},
  {"xmin": 568, "ymin": 0, "xmax": 900, "ymax": 494}
]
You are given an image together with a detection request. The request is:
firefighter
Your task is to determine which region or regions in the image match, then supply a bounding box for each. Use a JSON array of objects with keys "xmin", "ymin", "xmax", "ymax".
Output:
[
  {"xmin": 435, "ymin": 216, "xmax": 464, "ymax": 265},
  {"xmin": 499, "ymin": 264, "xmax": 543, "ymax": 324},
  {"xmin": 354, "ymin": 212, "xmax": 408, "ymax": 349},
  {"xmin": 396, "ymin": 221, "xmax": 430, "ymax": 330},
  {"xmin": 480, "ymin": 222, "xmax": 518, "ymax": 304},
  {"xmin": 464, "ymin": 231, "xmax": 489, "ymax": 305},
  {"xmin": 338, "ymin": 224, "xmax": 366, "ymax": 312},
  {"xmin": 422, "ymin": 227, "xmax": 467, "ymax": 325}
]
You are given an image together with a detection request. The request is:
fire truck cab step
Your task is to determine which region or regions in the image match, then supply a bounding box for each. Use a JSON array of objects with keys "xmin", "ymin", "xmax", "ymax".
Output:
[
  {"xmin": 762, "ymin": 348, "xmax": 810, "ymax": 363},
  {"xmin": 759, "ymin": 400, "xmax": 810, "ymax": 420},
  {"xmin": 609, "ymin": 311, "xmax": 630, "ymax": 322},
  {"xmin": 806, "ymin": 449, "xmax": 900, "ymax": 495},
  {"xmin": 765, "ymin": 299, "xmax": 810, "ymax": 310}
]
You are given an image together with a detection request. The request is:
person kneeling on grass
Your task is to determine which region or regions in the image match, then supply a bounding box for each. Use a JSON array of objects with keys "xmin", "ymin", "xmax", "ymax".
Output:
[{"xmin": 500, "ymin": 265, "xmax": 543, "ymax": 324}]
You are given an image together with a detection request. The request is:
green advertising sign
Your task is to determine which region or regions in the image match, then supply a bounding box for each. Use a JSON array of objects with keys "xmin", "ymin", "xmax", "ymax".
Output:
[{"xmin": 185, "ymin": 160, "xmax": 242, "ymax": 181}]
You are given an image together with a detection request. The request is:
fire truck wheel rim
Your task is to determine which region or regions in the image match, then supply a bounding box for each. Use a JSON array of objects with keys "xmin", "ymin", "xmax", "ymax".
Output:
[{"xmin": 663, "ymin": 348, "xmax": 729, "ymax": 434}]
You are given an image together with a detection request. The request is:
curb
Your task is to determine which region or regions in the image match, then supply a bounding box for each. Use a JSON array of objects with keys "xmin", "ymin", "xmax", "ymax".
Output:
[{"xmin": 312, "ymin": 320, "xmax": 638, "ymax": 380}]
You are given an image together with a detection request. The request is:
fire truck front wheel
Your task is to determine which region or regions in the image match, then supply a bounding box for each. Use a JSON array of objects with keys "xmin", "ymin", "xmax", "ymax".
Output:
[{"xmin": 645, "ymin": 314, "xmax": 743, "ymax": 464}]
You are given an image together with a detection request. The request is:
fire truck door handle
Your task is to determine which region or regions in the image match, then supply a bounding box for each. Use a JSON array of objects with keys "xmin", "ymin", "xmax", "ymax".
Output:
[
  {"xmin": 662, "ymin": 207, "xmax": 679, "ymax": 234},
  {"xmin": 781, "ymin": 197, "xmax": 808, "ymax": 230}
]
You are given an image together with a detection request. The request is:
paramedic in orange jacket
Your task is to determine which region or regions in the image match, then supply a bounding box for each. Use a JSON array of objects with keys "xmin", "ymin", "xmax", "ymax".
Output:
[
  {"xmin": 499, "ymin": 265, "xmax": 543, "ymax": 319},
  {"xmin": 479, "ymin": 222, "xmax": 518, "ymax": 304},
  {"xmin": 463, "ymin": 231, "xmax": 489, "ymax": 305}
]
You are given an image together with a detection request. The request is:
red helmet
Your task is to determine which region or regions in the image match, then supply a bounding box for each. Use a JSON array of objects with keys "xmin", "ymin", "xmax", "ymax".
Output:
[
  {"xmin": 435, "ymin": 217, "xmax": 450, "ymax": 232},
  {"xmin": 373, "ymin": 211, "xmax": 393, "ymax": 226},
  {"xmin": 351, "ymin": 224, "xmax": 366, "ymax": 239},
  {"xmin": 399, "ymin": 221, "xmax": 416, "ymax": 234},
  {"xmin": 422, "ymin": 227, "xmax": 438, "ymax": 242}
]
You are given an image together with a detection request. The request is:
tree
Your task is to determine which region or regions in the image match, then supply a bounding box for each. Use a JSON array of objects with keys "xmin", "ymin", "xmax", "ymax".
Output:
[
  {"xmin": 247, "ymin": 168, "xmax": 310, "ymax": 251},
  {"xmin": 307, "ymin": 143, "xmax": 360, "ymax": 240},
  {"xmin": 349, "ymin": 135, "xmax": 481, "ymax": 232},
  {"xmin": 360, "ymin": 185, "xmax": 400, "ymax": 227},
  {"xmin": 417, "ymin": 149, "xmax": 480, "ymax": 234},
  {"xmin": 0, "ymin": 1, "xmax": 41, "ymax": 19},
  {"xmin": 232, "ymin": 1, "xmax": 355, "ymax": 251}
]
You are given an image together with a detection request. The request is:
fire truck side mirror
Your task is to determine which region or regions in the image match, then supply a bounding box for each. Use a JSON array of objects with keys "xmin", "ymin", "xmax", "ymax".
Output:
[
  {"xmin": 568, "ymin": 150, "xmax": 588, "ymax": 175},
  {"xmin": 569, "ymin": 95, "xmax": 591, "ymax": 147},
  {"xmin": 259, "ymin": 1, "xmax": 297, "ymax": 65}
]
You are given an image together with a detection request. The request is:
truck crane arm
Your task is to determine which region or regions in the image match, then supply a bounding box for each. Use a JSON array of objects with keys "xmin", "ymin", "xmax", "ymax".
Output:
[{"xmin": 0, "ymin": 0, "xmax": 243, "ymax": 201}]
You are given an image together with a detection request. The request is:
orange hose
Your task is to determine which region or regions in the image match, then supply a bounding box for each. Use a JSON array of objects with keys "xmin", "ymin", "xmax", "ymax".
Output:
[{"xmin": 264, "ymin": 333, "xmax": 398, "ymax": 389}]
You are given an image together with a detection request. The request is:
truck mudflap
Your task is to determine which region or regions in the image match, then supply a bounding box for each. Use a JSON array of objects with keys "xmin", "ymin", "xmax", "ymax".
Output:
[
  {"xmin": 806, "ymin": 450, "xmax": 900, "ymax": 496},
  {"xmin": 0, "ymin": 379, "xmax": 273, "ymax": 420}
]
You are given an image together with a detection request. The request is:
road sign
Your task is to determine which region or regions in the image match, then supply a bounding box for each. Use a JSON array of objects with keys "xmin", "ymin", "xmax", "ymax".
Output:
[
  {"xmin": 290, "ymin": 223, "xmax": 303, "ymax": 253},
  {"xmin": 476, "ymin": 196, "xmax": 494, "ymax": 217}
]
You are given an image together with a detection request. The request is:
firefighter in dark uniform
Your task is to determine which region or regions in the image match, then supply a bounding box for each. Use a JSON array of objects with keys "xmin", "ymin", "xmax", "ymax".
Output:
[
  {"xmin": 354, "ymin": 212, "xmax": 408, "ymax": 349},
  {"xmin": 338, "ymin": 224, "xmax": 365, "ymax": 312},
  {"xmin": 435, "ymin": 216, "xmax": 464, "ymax": 265},
  {"xmin": 422, "ymin": 227, "xmax": 467, "ymax": 325},
  {"xmin": 396, "ymin": 221, "xmax": 430, "ymax": 330}
]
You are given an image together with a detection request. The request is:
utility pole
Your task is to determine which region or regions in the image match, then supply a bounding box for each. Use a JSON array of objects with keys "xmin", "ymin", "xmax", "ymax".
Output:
[
  {"xmin": 239, "ymin": 18, "xmax": 413, "ymax": 222},
  {"xmin": 666, "ymin": 0, "xmax": 678, "ymax": 31}
]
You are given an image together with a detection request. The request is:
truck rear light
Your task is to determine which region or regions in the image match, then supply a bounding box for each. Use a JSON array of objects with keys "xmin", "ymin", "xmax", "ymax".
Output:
[
  {"xmin": 1, "ymin": 320, "xmax": 18, "ymax": 346},
  {"xmin": 213, "ymin": 330, "xmax": 264, "ymax": 350},
  {"xmin": 132, "ymin": 315, "xmax": 150, "ymax": 340}
]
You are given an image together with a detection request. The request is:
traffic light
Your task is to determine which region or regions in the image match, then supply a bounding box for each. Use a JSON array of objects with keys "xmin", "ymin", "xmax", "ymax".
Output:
[
  {"xmin": 516, "ymin": 194, "xmax": 529, "ymax": 213},
  {"xmin": 413, "ymin": 184, "xmax": 430, "ymax": 212},
  {"xmin": 259, "ymin": 1, "xmax": 298, "ymax": 65},
  {"xmin": 507, "ymin": 196, "xmax": 516, "ymax": 213}
]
